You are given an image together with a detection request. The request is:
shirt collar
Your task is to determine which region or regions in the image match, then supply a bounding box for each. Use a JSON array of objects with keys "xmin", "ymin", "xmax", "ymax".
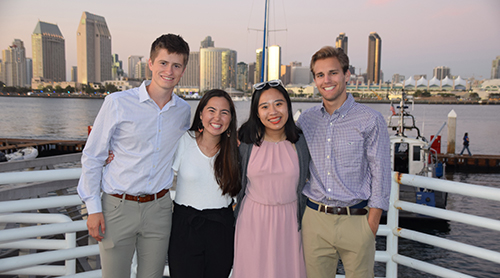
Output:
[
  {"xmin": 138, "ymin": 80, "xmax": 178, "ymax": 107},
  {"xmin": 320, "ymin": 93, "xmax": 355, "ymax": 117},
  {"xmin": 138, "ymin": 80, "xmax": 152, "ymax": 103}
]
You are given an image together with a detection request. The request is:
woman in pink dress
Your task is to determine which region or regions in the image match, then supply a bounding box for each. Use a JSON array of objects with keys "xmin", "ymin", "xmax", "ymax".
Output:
[{"xmin": 233, "ymin": 80, "xmax": 310, "ymax": 278}]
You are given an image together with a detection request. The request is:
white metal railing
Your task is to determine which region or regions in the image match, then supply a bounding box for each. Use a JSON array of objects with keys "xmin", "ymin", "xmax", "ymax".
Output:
[
  {"xmin": 0, "ymin": 168, "xmax": 168, "ymax": 277},
  {"xmin": 387, "ymin": 172, "xmax": 500, "ymax": 278},
  {"xmin": 1, "ymin": 169, "xmax": 500, "ymax": 277}
]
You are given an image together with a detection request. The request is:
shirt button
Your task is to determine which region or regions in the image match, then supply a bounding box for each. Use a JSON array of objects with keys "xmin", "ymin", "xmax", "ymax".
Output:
[
  {"xmin": 327, "ymin": 155, "xmax": 330, "ymax": 159},
  {"xmin": 153, "ymin": 165, "xmax": 155, "ymax": 168},
  {"xmin": 330, "ymin": 122, "xmax": 333, "ymax": 126},
  {"xmin": 327, "ymin": 172, "xmax": 331, "ymax": 175},
  {"xmin": 327, "ymin": 138, "xmax": 331, "ymax": 142},
  {"xmin": 327, "ymin": 188, "xmax": 331, "ymax": 192}
]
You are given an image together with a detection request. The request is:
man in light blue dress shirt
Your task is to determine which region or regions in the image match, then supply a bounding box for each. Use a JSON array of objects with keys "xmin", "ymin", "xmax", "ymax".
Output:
[
  {"xmin": 297, "ymin": 46, "xmax": 391, "ymax": 278},
  {"xmin": 77, "ymin": 34, "xmax": 191, "ymax": 278}
]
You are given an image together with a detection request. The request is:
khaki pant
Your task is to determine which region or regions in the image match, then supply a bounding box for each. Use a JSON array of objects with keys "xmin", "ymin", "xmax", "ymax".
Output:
[
  {"xmin": 302, "ymin": 205, "xmax": 375, "ymax": 278},
  {"xmin": 99, "ymin": 192, "xmax": 173, "ymax": 278}
]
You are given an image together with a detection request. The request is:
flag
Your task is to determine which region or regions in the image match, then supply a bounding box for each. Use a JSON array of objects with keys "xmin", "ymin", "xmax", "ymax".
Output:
[{"xmin": 390, "ymin": 102, "xmax": 396, "ymax": 115}]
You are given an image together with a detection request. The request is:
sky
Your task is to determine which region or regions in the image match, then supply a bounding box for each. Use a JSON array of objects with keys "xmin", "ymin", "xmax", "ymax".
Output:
[{"xmin": 1, "ymin": 0, "xmax": 499, "ymax": 82}]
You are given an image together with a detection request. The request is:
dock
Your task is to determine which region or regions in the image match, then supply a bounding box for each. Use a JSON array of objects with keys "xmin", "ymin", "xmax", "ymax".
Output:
[
  {"xmin": 0, "ymin": 138, "xmax": 85, "ymax": 157},
  {"xmin": 437, "ymin": 153, "xmax": 500, "ymax": 173}
]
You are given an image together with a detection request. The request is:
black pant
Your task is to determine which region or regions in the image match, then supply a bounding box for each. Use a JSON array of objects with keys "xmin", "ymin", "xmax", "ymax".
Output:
[{"xmin": 168, "ymin": 202, "xmax": 235, "ymax": 278}]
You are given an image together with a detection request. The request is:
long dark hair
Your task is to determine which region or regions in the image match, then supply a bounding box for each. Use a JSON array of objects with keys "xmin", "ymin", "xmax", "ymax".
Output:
[
  {"xmin": 238, "ymin": 82, "xmax": 300, "ymax": 146},
  {"xmin": 189, "ymin": 89, "xmax": 241, "ymax": 197}
]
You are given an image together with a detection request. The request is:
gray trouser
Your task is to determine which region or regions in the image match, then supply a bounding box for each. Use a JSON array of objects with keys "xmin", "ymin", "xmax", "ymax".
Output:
[{"xmin": 99, "ymin": 192, "xmax": 173, "ymax": 278}]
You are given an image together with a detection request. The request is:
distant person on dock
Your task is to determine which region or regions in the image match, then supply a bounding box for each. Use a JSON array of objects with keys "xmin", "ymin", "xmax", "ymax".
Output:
[
  {"xmin": 297, "ymin": 46, "xmax": 391, "ymax": 278},
  {"xmin": 460, "ymin": 132, "xmax": 472, "ymax": 156},
  {"xmin": 77, "ymin": 34, "xmax": 190, "ymax": 278}
]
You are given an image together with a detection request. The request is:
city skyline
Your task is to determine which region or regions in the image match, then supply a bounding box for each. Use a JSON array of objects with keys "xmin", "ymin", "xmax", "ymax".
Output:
[{"xmin": 1, "ymin": 0, "xmax": 499, "ymax": 83}]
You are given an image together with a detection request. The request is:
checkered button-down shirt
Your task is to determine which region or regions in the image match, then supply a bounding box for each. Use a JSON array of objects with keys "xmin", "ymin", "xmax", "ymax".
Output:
[{"xmin": 297, "ymin": 94, "xmax": 391, "ymax": 210}]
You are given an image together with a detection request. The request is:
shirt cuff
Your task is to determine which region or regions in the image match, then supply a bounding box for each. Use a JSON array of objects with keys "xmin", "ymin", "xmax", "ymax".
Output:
[{"xmin": 84, "ymin": 197, "xmax": 102, "ymax": 215}]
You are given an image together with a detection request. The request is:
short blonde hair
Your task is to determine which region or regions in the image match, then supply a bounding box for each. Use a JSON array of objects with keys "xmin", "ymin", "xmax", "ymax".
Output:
[{"xmin": 310, "ymin": 46, "xmax": 349, "ymax": 76}]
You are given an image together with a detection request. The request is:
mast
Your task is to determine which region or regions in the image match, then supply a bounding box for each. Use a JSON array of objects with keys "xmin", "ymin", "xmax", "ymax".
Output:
[{"xmin": 260, "ymin": 0, "xmax": 270, "ymax": 82}]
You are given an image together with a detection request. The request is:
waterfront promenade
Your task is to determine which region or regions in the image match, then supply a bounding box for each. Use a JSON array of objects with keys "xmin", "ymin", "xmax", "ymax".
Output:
[{"xmin": 1, "ymin": 92, "xmax": 499, "ymax": 105}]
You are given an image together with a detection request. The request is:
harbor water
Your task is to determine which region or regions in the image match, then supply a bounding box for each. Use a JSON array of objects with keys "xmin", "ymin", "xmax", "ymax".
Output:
[{"xmin": 1, "ymin": 96, "xmax": 499, "ymax": 277}]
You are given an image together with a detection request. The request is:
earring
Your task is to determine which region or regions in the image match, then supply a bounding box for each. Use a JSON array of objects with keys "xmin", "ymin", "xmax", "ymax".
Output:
[
  {"xmin": 198, "ymin": 122, "xmax": 204, "ymax": 133},
  {"xmin": 227, "ymin": 130, "xmax": 231, "ymax": 138}
]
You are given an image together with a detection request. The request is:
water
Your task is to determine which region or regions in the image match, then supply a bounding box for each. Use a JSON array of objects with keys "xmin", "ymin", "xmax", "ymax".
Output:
[{"xmin": 1, "ymin": 96, "xmax": 499, "ymax": 277}]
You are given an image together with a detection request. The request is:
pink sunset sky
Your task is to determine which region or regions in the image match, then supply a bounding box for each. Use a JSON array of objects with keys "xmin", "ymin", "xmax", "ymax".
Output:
[{"xmin": 1, "ymin": 0, "xmax": 499, "ymax": 81}]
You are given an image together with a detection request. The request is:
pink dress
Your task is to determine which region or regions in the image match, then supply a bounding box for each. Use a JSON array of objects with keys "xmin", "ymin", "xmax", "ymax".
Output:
[{"xmin": 232, "ymin": 140, "xmax": 307, "ymax": 278}]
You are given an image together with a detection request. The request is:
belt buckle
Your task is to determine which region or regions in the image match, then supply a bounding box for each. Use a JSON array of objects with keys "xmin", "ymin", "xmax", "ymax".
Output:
[
  {"xmin": 138, "ymin": 194, "xmax": 147, "ymax": 202},
  {"xmin": 336, "ymin": 207, "xmax": 342, "ymax": 215},
  {"xmin": 323, "ymin": 204, "xmax": 328, "ymax": 214}
]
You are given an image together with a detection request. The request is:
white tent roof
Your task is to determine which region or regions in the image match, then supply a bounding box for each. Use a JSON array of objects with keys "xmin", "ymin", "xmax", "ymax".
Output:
[
  {"xmin": 429, "ymin": 76, "xmax": 440, "ymax": 87},
  {"xmin": 442, "ymin": 76, "xmax": 453, "ymax": 87},
  {"xmin": 417, "ymin": 77, "xmax": 428, "ymax": 87},
  {"xmin": 454, "ymin": 76, "xmax": 466, "ymax": 86},
  {"xmin": 404, "ymin": 76, "xmax": 415, "ymax": 87}
]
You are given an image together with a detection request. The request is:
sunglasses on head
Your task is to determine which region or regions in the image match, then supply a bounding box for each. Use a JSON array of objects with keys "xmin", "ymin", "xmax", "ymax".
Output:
[{"xmin": 253, "ymin": 79, "xmax": 283, "ymax": 90}]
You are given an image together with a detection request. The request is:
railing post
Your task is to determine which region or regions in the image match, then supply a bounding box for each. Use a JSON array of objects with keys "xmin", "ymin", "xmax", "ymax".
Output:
[{"xmin": 386, "ymin": 172, "xmax": 400, "ymax": 277}]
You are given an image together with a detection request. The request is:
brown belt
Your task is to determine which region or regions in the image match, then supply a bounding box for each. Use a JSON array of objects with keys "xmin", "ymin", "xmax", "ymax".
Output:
[
  {"xmin": 110, "ymin": 188, "xmax": 169, "ymax": 203},
  {"xmin": 307, "ymin": 199, "xmax": 368, "ymax": 215}
]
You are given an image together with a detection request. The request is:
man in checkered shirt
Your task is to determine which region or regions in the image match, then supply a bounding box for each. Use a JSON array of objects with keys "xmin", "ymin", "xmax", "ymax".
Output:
[{"xmin": 297, "ymin": 46, "xmax": 391, "ymax": 278}]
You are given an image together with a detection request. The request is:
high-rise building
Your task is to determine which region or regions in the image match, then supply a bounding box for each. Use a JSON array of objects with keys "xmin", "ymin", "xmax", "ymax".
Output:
[
  {"xmin": 268, "ymin": 45, "xmax": 281, "ymax": 81},
  {"xmin": 392, "ymin": 74, "xmax": 405, "ymax": 83},
  {"xmin": 281, "ymin": 64, "xmax": 291, "ymax": 85},
  {"xmin": 76, "ymin": 12, "xmax": 112, "ymax": 84},
  {"xmin": 71, "ymin": 66, "xmax": 77, "ymax": 82},
  {"xmin": 128, "ymin": 55, "xmax": 143, "ymax": 78},
  {"xmin": 32, "ymin": 21, "xmax": 66, "ymax": 82},
  {"xmin": 179, "ymin": 52, "xmax": 200, "ymax": 87},
  {"xmin": 291, "ymin": 66, "xmax": 312, "ymax": 85},
  {"xmin": 200, "ymin": 47, "xmax": 237, "ymax": 92},
  {"xmin": 491, "ymin": 56, "xmax": 500, "ymax": 79},
  {"xmin": 248, "ymin": 62, "xmax": 255, "ymax": 86},
  {"xmin": 367, "ymin": 32, "xmax": 382, "ymax": 84},
  {"xmin": 0, "ymin": 59, "xmax": 3, "ymax": 84},
  {"xmin": 335, "ymin": 33, "xmax": 348, "ymax": 55},
  {"xmin": 433, "ymin": 66, "xmax": 450, "ymax": 80},
  {"xmin": 132, "ymin": 61, "xmax": 152, "ymax": 80},
  {"xmin": 221, "ymin": 49, "xmax": 237, "ymax": 90},
  {"xmin": 26, "ymin": 58, "xmax": 32, "ymax": 86},
  {"xmin": 2, "ymin": 39, "xmax": 27, "ymax": 87},
  {"xmin": 254, "ymin": 46, "xmax": 281, "ymax": 82},
  {"xmin": 201, "ymin": 36, "xmax": 215, "ymax": 48},
  {"xmin": 255, "ymin": 49, "xmax": 263, "ymax": 83},
  {"xmin": 349, "ymin": 65, "xmax": 356, "ymax": 75},
  {"xmin": 281, "ymin": 62, "xmax": 301, "ymax": 85},
  {"xmin": 111, "ymin": 54, "xmax": 124, "ymax": 80},
  {"xmin": 135, "ymin": 62, "xmax": 150, "ymax": 80},
  {"xmin": 237, "ymin": 62, "xmax": 248, "ymax": 91}
]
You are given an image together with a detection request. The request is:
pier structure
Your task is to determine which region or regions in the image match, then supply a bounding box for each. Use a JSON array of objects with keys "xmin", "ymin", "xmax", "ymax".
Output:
[
  {"xmin": 0, "ymin": 138, "xmax": 85, "ymax": 157},
  {"xmin": 438, "ymin": 154, "xmax": 500, "ymax": 173}
]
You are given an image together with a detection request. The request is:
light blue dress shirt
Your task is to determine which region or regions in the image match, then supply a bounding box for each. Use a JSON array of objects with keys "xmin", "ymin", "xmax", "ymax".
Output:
[
  {"xmin": 77, "ymin": 81, "xmax": 191, "ymax": 214},
  {"xmin": 297, "ymin": 93, "xmax": 391, "ymax": 211}
]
